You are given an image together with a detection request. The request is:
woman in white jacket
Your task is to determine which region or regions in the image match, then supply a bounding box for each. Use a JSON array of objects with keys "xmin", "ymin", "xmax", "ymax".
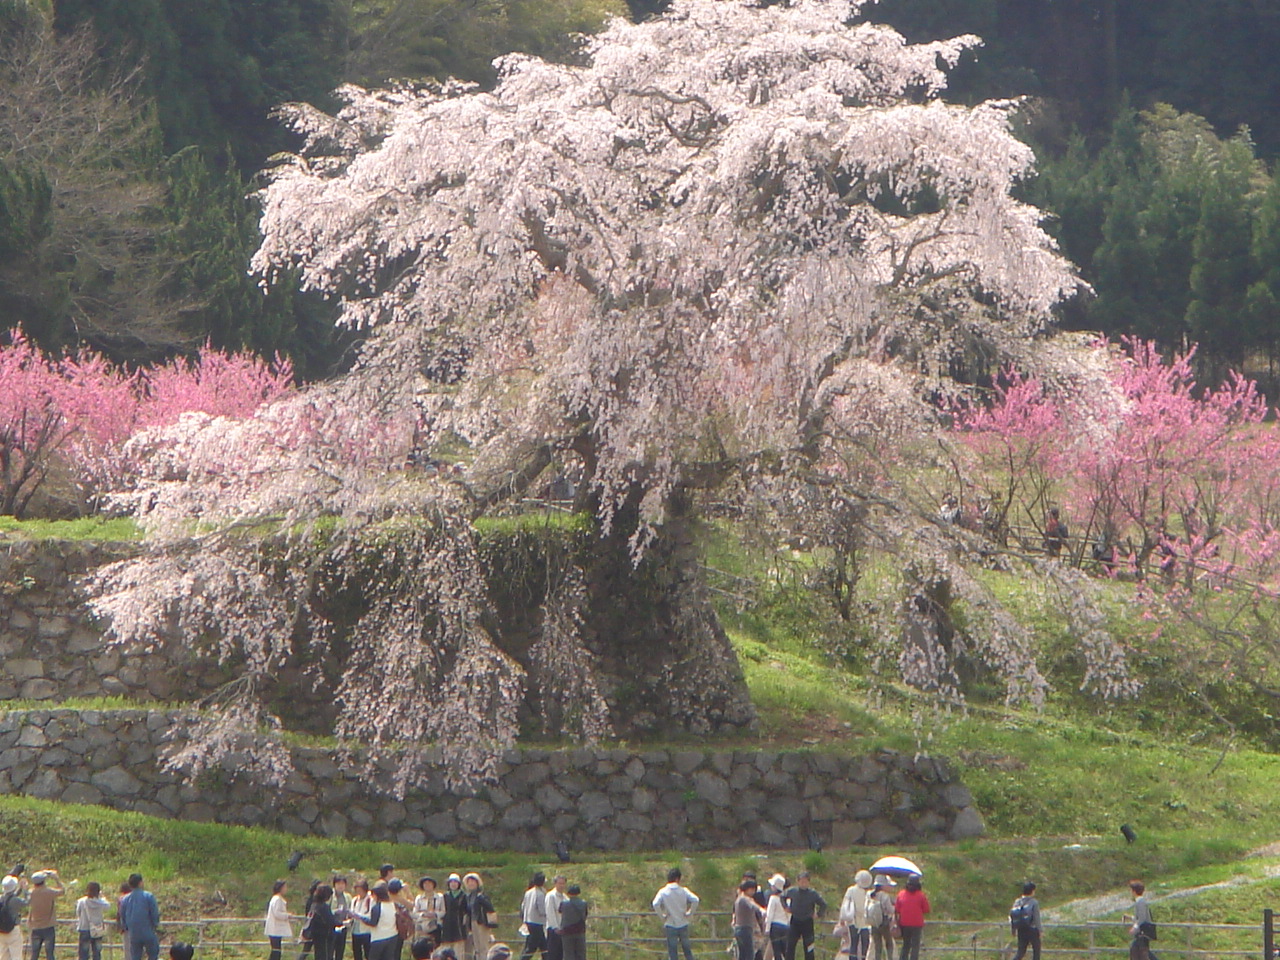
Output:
[
  {"xmin": 764, "ymin": 876, "xmax": 789, "ymax": 960},
  {"xmin": 837, "ymin": 872, "xmax": 873, "ymax": 960},
  {"xmin": 265, "ymin": 881, "xmax": 294, "ymax": 960}
]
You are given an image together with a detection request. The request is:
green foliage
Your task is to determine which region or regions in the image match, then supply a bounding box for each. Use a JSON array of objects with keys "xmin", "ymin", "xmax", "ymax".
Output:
[
  {"xmin": 53, "ymin": 0, "xmax": 345, "ymax": 172},
  {"xmin": 0, "ymin": 515, "xmax": 140, "ymax": 540},
  {"xmin": 344, "ymin": 0, "xmax": 625, "ymax": 89}
]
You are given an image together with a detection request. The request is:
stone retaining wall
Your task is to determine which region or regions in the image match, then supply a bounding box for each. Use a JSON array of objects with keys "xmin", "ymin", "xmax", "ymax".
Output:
[{"xmin": 0, "ymin": 709, "xmax": 984, "ymax": 850}]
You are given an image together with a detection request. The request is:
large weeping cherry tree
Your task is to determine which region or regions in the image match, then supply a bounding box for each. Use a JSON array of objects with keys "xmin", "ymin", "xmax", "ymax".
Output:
[{"xmin": 88, "ymin": 0, "xmax": 1133, "ymax": 791}]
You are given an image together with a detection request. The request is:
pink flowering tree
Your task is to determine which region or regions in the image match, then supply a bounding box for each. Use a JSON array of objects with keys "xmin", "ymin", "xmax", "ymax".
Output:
[
  {"xmin": 85, "ymin": 0, "xmax": 1114, "ymax": 789},
  {"xmin": 0, "ymin": 329, "xmax": 294, "ymax": 516}
]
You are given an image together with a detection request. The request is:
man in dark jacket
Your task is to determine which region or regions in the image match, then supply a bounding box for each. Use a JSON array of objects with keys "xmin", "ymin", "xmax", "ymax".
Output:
[{"xmin": 782, "ymin": 873, "xmax": 827, "ymax": 960}]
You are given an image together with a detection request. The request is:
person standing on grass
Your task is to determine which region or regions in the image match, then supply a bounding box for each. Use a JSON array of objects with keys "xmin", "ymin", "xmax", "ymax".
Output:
[
  {"xmin": 74, "ymin": 882, "xmax": 110, "ymax": 960},
  {"xmin": 556, "ymin": 886, "xmax": 587, "ymax": 960},
  {"xmin": 865, "ymin": 877, "xmax": 895, "ymax": 960},
  {"xmin": 119, "ymin": 874, "xmax": 160, "ymax": 960},
  {"xmin": 733, "ymin": 880, "xmax": 765, "ymax": 960},
  {"xmin": 462, "ymin": 874, "xmax": 496, "ymax": 960},
  {"xmin": 26, "ymin": 870, "xmax": 64, "ymax": 960},
  {"xmin": 310, "ymin": 885, "xmax": 340, "ymax": 960},
  {"xmin": 781, "ymin": 872, "xmax": 827, "ymax": 960},
  {"xmin": 351, "ymin": 880, "xmax": 374, "ymax": 960},
  {"xmin": 439, "ymin": 877, "xmax": 468, "ymax": 960},
  {"xmin": 266, "ymin": 880, "xmax": 294, "ymax": 960},
  {"xmin": 116, "ymin": 881, "xmax": 133, "ymax": 960},
  {"xmin": 518, "ymin": 873, "xmax": 547, "ymax": 960},
  {"xmin": 652, "ymin": 868, "xmax": 700, "ymax": 960},
  {"xmin": 415, "ymin": 878, "xmax": 444, "ymax": 947},
  {"xmin": 1009, "ymin": 882, "xmax": 1041, "ymax": 960},
  {"xmin": 764, "ymin": 876, "xmax": 789, "ymax": 960},
  {"xmin": 353, "ymin": 882, "xmax": 399, "ymax": 960},
  {"xmin": 543, "ymin": 878, "xmax": 568, "ymax": 960},
  {"xmin": 839, "ymin": 872, "xmax": 873, "ymax": 960},
  {"xmin": 0, "ymin": 874, "xmax": 28, "ymax": 960},
  {"xmin": 893, "ymin": 876, "xmax": 928, "ymax": 960},
  {"xmin": 333, "ymin": 876, "xmax": 353, "ymax": 960}
]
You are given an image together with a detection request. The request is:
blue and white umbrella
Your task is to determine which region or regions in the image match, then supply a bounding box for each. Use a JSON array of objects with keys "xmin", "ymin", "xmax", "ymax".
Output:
[{"xmin": 868, "ymin": 856, "xmax": 923, "ymax": 878}]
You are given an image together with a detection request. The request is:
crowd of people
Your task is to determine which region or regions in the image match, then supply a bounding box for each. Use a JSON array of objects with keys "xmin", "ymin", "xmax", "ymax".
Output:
[{"xmin": 0, "ymin": 860, "xmax": 1162, "ymax": 960}]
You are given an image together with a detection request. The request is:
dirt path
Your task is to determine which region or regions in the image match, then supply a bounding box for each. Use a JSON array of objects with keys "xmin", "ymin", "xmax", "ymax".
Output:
[{"xmin": 1045, "ymin": 863, "xmax": 1280, "ymax": 923}]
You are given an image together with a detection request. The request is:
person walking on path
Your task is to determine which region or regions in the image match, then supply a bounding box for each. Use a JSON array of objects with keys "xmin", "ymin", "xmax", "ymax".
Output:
[
  {"xmin": 1009, "ymin": 882, "xmax": 1041, "ymax": 960},
  {"xmin": 518, "ymin": 874, "xmax": 546, "ymax": 960},
  {"xmin": 556, "ymin": 887, "xmax": 587, "ymax": 960},
  {"xmin": 119, "ymin": 874, "xmax": 160, "ymax": 960},
  {"xmin": 543, "ymin": 878, "xmax": 568, "ymax": 960},
  {"xmin": 764, "ymin": 876, "xmax": 789, "ymax": 960},
  {"xmin": 1124, "ymin": 881, "xmax": 1157, "ymax": 960},
  {"xmin": 75, "ymin": 882, "xmax": 111, "ymax": 960},
  {"xmin": 1, "ymin": 875, "xmax": 28, "ymax": 960},
  {"xmin": 865, "ymin": 877, "xmax": 895, "ymax": 960},
  {"xmin": 839, "ymin": 872, "xmax": 873, "ymax": 960},
  {"xmin": 653, "ymin": 868, "xmax": 700, "ymax": 960},
  {"xmin": 782, "ymin": 873, "xmax": 827, "ymax": 960},
  {"xmin": 26, "ymin": 871, "xmax": 64, "ymax": 960},
  {"xmin": 733, "ymin": 881, "xmax": 765, "ymax": 960},
  {"xmin": 265, "ymin": 880, "xmax": 293, "ymax": 960},
  {"xmin": 894, "ymin": 877, "xmax": 928, "ymax": 960}
]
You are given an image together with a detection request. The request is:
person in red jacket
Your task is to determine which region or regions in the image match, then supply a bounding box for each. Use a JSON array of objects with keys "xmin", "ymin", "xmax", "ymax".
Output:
[{"xmin": 893, "ymin": 877, "xmax": 929, "ymax": 960}]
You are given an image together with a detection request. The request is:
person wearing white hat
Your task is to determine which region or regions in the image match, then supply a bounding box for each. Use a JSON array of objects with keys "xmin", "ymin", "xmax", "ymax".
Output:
[
  {"xmin": 26, "ymin": 871, "xmax": 64, "ymax": 960},
  {"xmin": 864, "ymin": 877, "xmax": 895, "ymax": 960},
  {"xmin": 838, "ymin": 872, "xmax": 873, "ymax": 960},
  {"xmin": 0, "ymin": 875, "xmax": 28, "ymax": 960},
  {"xmin": 439, "ymin": 877, "xmax": 467, "ymax": 960},
  {"xmin": 764, "ymin": 876, "xmax": 788, "ymax": 960}
]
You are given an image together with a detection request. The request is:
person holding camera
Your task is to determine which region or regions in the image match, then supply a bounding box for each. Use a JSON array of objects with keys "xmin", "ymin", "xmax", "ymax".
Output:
[{"xmin": 26, "ymin": 871, "xmax": 65, "ymax": 960}]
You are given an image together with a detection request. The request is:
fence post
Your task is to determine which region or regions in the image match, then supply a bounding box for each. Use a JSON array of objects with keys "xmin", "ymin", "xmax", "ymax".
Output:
[
  {"xmin": 1264, "ymin": 908, "xmax": 1274, "ymax": 960},
  {"xmin": 1184, "ymin": 922, "xmax": 1192, "ymax": 959},
  {"xmin": 1088, "ymin": 924, "xmax": 1096, "ymax": 960}
]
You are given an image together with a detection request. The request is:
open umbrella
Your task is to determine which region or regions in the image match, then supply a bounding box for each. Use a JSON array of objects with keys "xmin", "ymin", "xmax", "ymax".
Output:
[{"xmin": 868, "ymin": 856, "xmax": 923, "ymax": 877}]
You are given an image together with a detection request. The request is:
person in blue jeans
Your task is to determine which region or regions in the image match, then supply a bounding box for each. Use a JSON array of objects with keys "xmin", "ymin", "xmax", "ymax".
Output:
[
  {"xmin": 652, "ymin": 869, "xmax": 700, "ymax": 960},
  {"xmin": 119, "ymin": 875, "xmax": 160, "ymax": 960}
]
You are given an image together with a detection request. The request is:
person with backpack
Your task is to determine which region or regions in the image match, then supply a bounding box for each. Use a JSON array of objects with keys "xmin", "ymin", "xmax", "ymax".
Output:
[
  {"xmin": 0, "ymin": 874, "xmax": 28, "ymax": 960},
  {"xmin": 864, "ymin": 878, "xmax": 894, "ymax": 960},
  {"xmin": 1008, "ymin": 882, "xmax": 1041, "ymax": 960},
  {"xmin": 1123, "ymin": 881, "xmax": 1157, "ymax": 960}
]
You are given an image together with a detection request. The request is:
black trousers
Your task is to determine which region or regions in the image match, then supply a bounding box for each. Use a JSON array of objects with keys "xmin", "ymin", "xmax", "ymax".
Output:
[
  {"xmin": 334, "ymin": 930, "xmax": 349, "ymax": 960},
  {"xmin": 786, "ymin": 919, "xmax": 815, "ymax": 960},
  {"xmin": 545, "ymin": 930, "xmax": 563, "ymax": 960},
  {"xmin": 352, "ymin": 935, "xmax": 371, "ymax": 960},
  {"xmin": 1013, "ymin": 928, "xmax": 1040, "ymax": 960},
  {"xmin": 520, "ymin": 923, "xmax": 546, "ymax": 960}
]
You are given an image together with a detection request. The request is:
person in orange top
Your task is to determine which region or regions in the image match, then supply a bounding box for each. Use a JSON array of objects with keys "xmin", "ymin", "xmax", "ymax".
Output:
[{"xmin": 893, "ymin": 877, "xmax": 929, "ymax": 960}]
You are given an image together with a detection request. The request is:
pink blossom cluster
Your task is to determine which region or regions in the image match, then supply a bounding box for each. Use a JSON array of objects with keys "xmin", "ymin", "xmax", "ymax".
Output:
[
  {"xmin": 0, "ymin": 328, "xmax": 294, "ymax": 515},
  {"xmin": 954, "ymin": 338, "xmax": 1280, "ymax": 592}
]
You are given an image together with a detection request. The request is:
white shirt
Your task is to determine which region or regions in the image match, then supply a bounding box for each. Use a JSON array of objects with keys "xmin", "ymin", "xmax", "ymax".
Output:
[
  {"xmin": 545, "ymin": 890, "xmax": 568, "ymax": 932},
  {"xmin": 522, "ymin": 888, "xmax": 547, "ymax": 925},
  {"xmin": 652, "ymin": 884, "xmax": 700, "ymax": 929},
  {"xmin": 765, "ymin": 894, "xmax": 789, "ymax": 929},
  {"xmin": 264, "ymin": 895, "xmax": 293, "ymax": 939}
]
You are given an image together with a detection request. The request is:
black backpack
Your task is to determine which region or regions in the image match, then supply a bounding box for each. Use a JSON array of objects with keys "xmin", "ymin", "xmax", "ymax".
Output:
[
  {"xmin": 0, "ymin": 893, "xmax": 17, "ymax": 934},
  {"xmin": 1009, "ymin": 898, "xmax": 1034, "ymax": 932}
]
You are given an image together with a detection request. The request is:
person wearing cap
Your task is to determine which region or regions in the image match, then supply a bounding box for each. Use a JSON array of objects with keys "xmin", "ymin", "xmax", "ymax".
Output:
[
  {"xmin": 387, "ymin": 879, "xmax": 413, "ymax": 960},
  {"xmin": 462, "ymin": 875, "xmax": 496, "ymax": 960},
  {"xmin": 652, "ymin": 868, "xmax": 699, "ymax": 960},
  {"xmin": 27, "ymin": 871, "xmax": 65, "ymax": 960},
  {"xmin": 119, "ymin": 874, "xmax": 160, "ymax": 960},
  {"xmin": 839, "ymin": 872, "xmax": 873, "ymax": 960},
  {"xmin": 439, "ymin": 877, "xmax": 467, "ymax": 960},
  {"xmin": 415, "ymin": 879, "xmax": 444, "ymax": 947},
  {"xmin": 0, "ymin": 874, "xmax": 29, "ymax": 960},
  {"xmin": 893, "ymin": 876, "xmax": 929, "ymax": 960},
  {"xmin": 517, "ymin": 873, "xmax": 546, "ymax": 960},
  {"xmin": 556, "ymin": 886, "xmax": 587, "ymax": 960},
  {"xmin": 487, "ymin": 945, "xmax": 512, "ymax": 960},
  {"xmin": 764, "ymin": 876, "xmax": 789, "ymax": 960},
  {"xmin": 865, "ymin": 877, "xmax": 895, "ymax": 960},
  {"xmin": 781, "ymin": 872, "xmax": 827, "ymax": 960}
]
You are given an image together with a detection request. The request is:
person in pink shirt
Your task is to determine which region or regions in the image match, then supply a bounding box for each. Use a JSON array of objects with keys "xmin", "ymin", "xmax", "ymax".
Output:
[{"xmin": 893, "ymin": 877, "xmax": 929, "ymax": 960}]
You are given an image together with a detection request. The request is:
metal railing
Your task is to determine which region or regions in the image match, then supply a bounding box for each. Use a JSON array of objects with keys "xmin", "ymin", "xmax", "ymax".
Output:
[{"xmin": 27, "ymin": 916, "xmax": 1265, "ymax": 960}]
